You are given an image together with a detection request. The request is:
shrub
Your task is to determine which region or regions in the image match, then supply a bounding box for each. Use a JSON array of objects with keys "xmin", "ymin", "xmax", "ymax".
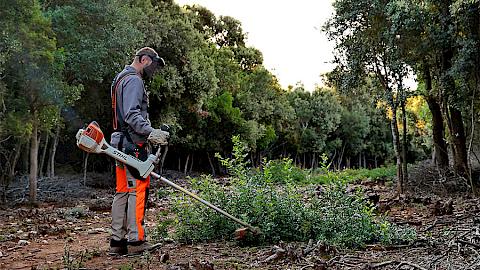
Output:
[
  {"xmin": 166, "ymin": 176, "xmax": 415, "ymax": 247},
  {"xmin": 341, "ymin": 166, "xmax": 396, "ymax": 182},
  {"xmin": 309, "ymin": 165, "xmax": 396, "ymax": 185},
  {"xmin": 159, "ymin": 137, "xmax": 415, "ymax": 247},
  {"xmin": 261, "ymin": 158, "xmax": 307, "ymax": 184}
]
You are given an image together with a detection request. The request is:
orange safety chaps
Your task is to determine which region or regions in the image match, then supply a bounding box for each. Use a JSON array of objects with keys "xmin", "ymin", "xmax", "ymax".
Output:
[{"xmin": 111, "ymin": 162, "xmax": 150, "ymax": 243}]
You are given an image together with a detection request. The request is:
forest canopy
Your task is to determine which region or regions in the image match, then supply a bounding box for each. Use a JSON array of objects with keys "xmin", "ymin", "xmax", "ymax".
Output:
[{"xmin": 1, "ymin": 0, "xmax": 479, "ymax": 201}]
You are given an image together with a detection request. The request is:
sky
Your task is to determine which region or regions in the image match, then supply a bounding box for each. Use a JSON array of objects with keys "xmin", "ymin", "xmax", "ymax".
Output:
[{"xmin": 174, "ymin": 0, "xmax": 336, "ymax": 91}]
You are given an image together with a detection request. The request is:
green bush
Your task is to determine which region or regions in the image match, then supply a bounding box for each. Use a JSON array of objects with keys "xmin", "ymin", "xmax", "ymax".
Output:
[
  {"xmin": 342, "ymin": 166, "xmax": 396, "ymax": 181},
  {"xmin": 309, "ymin": 165, "xmax": 396, "ymax": 185},
  {"xmin": 167, "ymin": 177, "xmax": 415, "ymax": 247},
  {"xmin": 160, "ymin": 137, "xmax": 415, "ymax": 247},
  {"xmin": 261, "ymin": 158, "xmax": 307, "ymax": 184},
  {"xmin": 256, "ymin": 153, "xmax": 395, "ymax": 186}
]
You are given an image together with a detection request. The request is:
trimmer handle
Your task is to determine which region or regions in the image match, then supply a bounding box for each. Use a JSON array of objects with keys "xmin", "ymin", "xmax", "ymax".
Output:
[
  {"xmin": 160, "ymin": 124, "xmax": 170, "ymax": 132},
  {"xmin": 152, "ymin": 124, "xmax": 170, "ymax": 160}
]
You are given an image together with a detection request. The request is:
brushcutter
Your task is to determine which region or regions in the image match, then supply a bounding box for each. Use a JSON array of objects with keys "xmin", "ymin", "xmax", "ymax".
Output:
[{"xmin": 75, "ymin": 121, "xmax": 261, "ymax": 237}]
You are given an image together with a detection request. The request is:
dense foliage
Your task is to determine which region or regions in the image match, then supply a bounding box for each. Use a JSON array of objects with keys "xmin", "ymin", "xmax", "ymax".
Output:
[
  {"xmin": 158, "ymin": 137, "xmax": 416, "ymax": 247},
  {"xmin": 1, "ymin": 0, "xmax": 479, "ymax": 202},
  {"xmin": 324, "ymin": 0, "xmax": 480, "ymax": 192}
]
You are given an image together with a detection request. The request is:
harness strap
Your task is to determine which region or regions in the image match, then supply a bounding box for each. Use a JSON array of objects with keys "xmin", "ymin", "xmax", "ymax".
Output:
[{"xmin": 111, "ymin": 71, "xmax": 137, "ymax": 141}]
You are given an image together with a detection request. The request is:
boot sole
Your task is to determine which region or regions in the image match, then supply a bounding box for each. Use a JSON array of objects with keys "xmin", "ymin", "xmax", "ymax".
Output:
[
  {"xmin": 108, "ymin": 251, "xmax": 127, "ymax": 256},
  {"xmin": 123, "ymin": 243, "xmax": 162, "ymax": 257}
]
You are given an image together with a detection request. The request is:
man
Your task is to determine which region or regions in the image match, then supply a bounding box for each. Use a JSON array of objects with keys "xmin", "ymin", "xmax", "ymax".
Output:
[{"xmin": 109, "ymin": 47, "xmax": 169, "ymax": 255}]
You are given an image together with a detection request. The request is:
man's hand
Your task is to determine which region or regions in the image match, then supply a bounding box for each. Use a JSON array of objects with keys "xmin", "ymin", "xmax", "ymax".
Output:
[{"xmin": 148, "ymin": 129, "xmax": 170, "ymax": 145}]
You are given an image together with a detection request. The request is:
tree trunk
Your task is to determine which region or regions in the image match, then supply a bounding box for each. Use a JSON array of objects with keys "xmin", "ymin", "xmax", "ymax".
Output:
[
  {"xmin": 468, "ymin": 79, "xmax": 479, "ymax": 194},
  {"xmin": 472, "ymin": 4, "xmax": 480, "ymax": 194},
  {"xmin": 437, "ymin": 0, "xmax": 468, "ymax": 178},
  {"xmin": 160, "ymin": 145, "xmax": 168, "ymax": 174},
  {"xmin": 207, "ymin": 152, "xmax": 216, "ymax": 176},
  {"xmin": 311, "ymin": 153, "xmax": 316, "ymax": 169},
  {"xmin": 448, "ymin": 106, "xmax": 469, "ymax": 177},
  {"xmin": 39, "ymin": 133, "xmax": 49, "ymax": 177},
  {"xmin": 303, "ymin": 153, "xmax": 306, "ymax": 169},
  {"xmin": 29, "ymin": 117, "xmax": 39, "ymax": 203},
  {"xmin": 83, "ymin": 153, "xmax": 89, "ymax": 186},
  {"xmin": 470, "ymin": 40, "xmax": 480, "ymax": 194},
  {"xmin": 338, "ymin": 143, "xmax": 346, "ymax": 170},
  {"xmin": 391, "ymin": 106, "xmax": 404, "ymax": 194},
  {"xmin": 444, "ymin": 101, "xmax": 456, "ymax": 160},
  {"xmin": 424, "ymin": 63, "xmax": 449, "ymax": 169},
  {"xmin": 23, "ymin": 141, "xmax": 30, "ymax": 174},
  {"xmin": 184, "ymin": 153, "xmax": 190, "ymax": 175},
  {"xmin": 46, "ymin": 153, "xmax": 51, "ymax": 178},
  {"xmin": 49, "ymin": 124, "xmax": 60, "ymax": 177},
  {"xmin": 9, "ymin": 141, "xmax": 23, "ymax": 182},
  {"xmin": 400, "ymin": 99, "xmax": 409, "ymax": 184},
  {"xmin": 189, "ymin": 153, "xmax": 194, "ymax": 173},
  {"xmin": 425, "ymin": 95, "xmax": 449, "ymax": 168}
]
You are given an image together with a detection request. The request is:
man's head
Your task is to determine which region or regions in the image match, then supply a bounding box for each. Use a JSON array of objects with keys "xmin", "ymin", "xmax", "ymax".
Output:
[{"xmin": 132, "ymin": 47, "xmax": 165, "ymax": 80}]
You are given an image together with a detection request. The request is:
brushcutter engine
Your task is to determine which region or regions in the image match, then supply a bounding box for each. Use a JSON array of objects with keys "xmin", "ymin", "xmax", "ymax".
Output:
[
  {"xmin": 76, "ymin": 121, "xmax": 157, "ymax": 179},
  {"xmin": 76, "ymin": 121, "xmax": 106, "ymax": 153}
]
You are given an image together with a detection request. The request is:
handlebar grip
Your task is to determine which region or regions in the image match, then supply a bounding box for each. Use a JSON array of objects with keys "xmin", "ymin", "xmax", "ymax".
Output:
[{"xmin": 160, "ymin": 124, "xmax": 170, "ymax": 132}]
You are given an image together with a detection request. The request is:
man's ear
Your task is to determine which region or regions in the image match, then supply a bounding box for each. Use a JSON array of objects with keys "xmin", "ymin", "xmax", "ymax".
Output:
[
  {"xmin": 142, "ymin": 56, "xmax": 152, "ymax": 66},
  {"xmin": 139, "ymin": 55, "xmax": 149, "ymax": 64}
]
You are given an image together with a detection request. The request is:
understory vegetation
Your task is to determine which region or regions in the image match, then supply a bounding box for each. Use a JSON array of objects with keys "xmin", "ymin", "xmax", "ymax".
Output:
[
  {"xmin": 157, "ymin": 137, "xmax": 416, "ymax": 248},
  {"xmin": 260, "ymin": 156, "xmax": 397, "ymax": 185}
]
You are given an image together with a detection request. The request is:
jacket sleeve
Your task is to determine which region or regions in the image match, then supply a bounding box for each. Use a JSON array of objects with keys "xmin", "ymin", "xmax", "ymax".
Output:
[{"xmin": 121, "ymin": 76, "xmax": 154, "ymax": 136}]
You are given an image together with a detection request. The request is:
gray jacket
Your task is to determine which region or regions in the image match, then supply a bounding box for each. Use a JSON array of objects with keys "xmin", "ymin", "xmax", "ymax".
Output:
[{"xmin": 111, "ymin": 66, "xmax": 153, "ymax": 144}]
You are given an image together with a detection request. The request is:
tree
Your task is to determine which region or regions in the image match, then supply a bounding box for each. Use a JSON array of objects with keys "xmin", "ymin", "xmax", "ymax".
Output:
[
  {"xmin": 1, "ymin": 0, "xmax": 81, "ymax": 203},
  {"xmin": 287, "ymin": 86, "xmax": 342, "ymax": 168},
  {"xmin": 0, "ymin": 6, "xmax": 22, "ymax": 188},
  {"xmin": 391, "ymin": 0, "xmax": 479, "ymax": 190},
  {"xmin": 333, "ymin": 102, "xmax": 370, "ymax": 169},
  {"xmin": 325, "ymin": 0, "xmax": 412, "ymax": 193},
  {"xmin": 143, "ymin": 1, "xmax": 220, "ymax": 172},
  {"xmin": 449, "ymin": 0, "xmax": 480, "ymax": 191},
  {"xmin": 390, "ymin": 0, "xmax": 456, "ymax": 173},
  {"xmin": 44, "ymin": 0, "xmax": 144, "ymax": 176},
  {"xmin": 325, "ymin": 71, "xmax": 394, "ymax": 169}
]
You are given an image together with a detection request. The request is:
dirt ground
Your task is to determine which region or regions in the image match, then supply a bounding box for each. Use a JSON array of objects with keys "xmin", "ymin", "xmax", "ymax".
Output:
[{"xmin": 1, "ymin": 166, "xmax": 480, "ymax": 270}]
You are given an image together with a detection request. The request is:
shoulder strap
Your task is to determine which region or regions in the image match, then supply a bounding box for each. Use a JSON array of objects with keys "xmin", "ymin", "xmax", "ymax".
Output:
[{"xmin": 111, "ymin": 71, "xmax": 137, "ymax": 135}]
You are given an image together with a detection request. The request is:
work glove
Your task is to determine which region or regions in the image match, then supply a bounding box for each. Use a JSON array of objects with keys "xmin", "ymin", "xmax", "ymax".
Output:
[{"xmin": 147, "ymin": 128, "xmax": 170, "ymax": 145}]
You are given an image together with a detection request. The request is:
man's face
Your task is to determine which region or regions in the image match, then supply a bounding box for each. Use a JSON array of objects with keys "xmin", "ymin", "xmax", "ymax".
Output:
[{"xmin": 141, "ymin": 55, "xmax": 159, "ymax": 80}]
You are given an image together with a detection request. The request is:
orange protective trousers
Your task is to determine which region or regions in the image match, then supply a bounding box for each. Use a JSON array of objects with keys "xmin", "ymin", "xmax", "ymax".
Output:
[{"xmin": 111, "ymin": 162, "xmax": 150, "ymax": 243}]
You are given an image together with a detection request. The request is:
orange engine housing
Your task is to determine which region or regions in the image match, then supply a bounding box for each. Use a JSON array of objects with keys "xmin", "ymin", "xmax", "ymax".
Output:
[{"xmin": 84, "ymin": 121, "xmax": 104, "ymax": 144}]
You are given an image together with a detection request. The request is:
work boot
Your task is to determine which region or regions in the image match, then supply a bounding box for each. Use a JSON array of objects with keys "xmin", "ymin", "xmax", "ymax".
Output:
[
  {"xmin": 109, "ymin": 239, "xmax": 127, "ymax": 256},
  {"xmin": 127, "ymin": 241, "xmax": 160, "ymax": 255}
]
